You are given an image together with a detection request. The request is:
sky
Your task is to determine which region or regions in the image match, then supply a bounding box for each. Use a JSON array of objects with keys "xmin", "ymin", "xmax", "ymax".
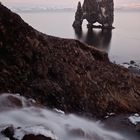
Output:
[
  {"xmin": 1, "ymin": 0, "xmax": 140, "ymax": 8},
  {"xmin": 1, "ymin": 0, "xmax": 83, "ymax": 6}
]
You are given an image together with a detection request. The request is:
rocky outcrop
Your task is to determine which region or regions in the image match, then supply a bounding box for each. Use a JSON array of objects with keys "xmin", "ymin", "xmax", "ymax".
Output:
[
  {"xmin": 1, "ymin": 126, "xmax": 56, "ymax": 140},
  {"xmin": 22, "ymin": 134, "xmax": 54, "ymax": 140},
  {"xmin": 72, "ymin": 2, "xmax": 83, "ymax": 28},
  {"xmin": 98, "ymin": 0, "xmax": 114, "ymax": 27},
  {"xmin": 0, "ymin": 94, "xmax": 37, "ymax": 111},
  {"xmin": 0, "ymin": 3, "xmax": 140, "ymax": 117},
  {"xmin": 1, "ymin": 126, "xmax": 15, "ymax": 140},
  {"xmin": 73, "ymin": 0, "xmax": 114, "ymax": 29}
]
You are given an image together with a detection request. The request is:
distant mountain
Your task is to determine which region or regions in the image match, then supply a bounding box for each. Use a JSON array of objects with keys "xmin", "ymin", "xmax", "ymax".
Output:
[
  {"xmin": 8, "ymin": 5, "xmax": 140, "ymax": 13},
  {"xmin": 7, "ymin": 5, "xmax": 76, "ymax": 13}
]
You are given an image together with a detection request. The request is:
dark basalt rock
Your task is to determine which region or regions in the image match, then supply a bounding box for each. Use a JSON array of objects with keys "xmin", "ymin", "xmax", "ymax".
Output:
[
  {"xmin": 1, "ymin": 126, "xmax": 18, "ymax": 140},
  {"xmin": 22, "ymin": 134, "xmax": 54, "ymax": 140},
  {"xmin": 72, "ymin": 2, "xmax": 83, "ymax": 28},
  {"xmin": 1, "ymin": 126, "xmax": 55, "ymax": 140},
  {"xmin": 0, "ymin": 3, "xmax": 140, "ymax": 118},
  {"xmin": 73, "ymin": 0, "xmax": 114, "ymax": 29},
  {"xmin": 1, "ymin": 126, "xmax": 15, "ymax": 138},
  {"xmin": 136, "ymin": 123, "xmax": 140, "ymax": 132},
  {"xmin": 0, "ymin": 94, "xmax": 38, "ymax": 112}
]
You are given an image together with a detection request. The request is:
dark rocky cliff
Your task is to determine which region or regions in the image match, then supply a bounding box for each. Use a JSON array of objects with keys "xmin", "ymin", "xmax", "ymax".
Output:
[{"xmin": 0, "ymin": 3, "xmax": 140, "ymax": 117}]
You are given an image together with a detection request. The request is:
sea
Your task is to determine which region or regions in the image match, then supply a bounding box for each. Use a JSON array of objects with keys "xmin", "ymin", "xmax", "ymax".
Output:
[
  {"xmin": 16, "ymin": 9, "xmax": 140, "ymax": 65},
  {"xmin": 1, "ymin": 0, "xmax": 140, "ymax": 66}
]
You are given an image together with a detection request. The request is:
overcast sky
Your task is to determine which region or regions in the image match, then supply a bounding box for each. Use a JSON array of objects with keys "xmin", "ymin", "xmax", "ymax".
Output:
[
  {"xmin": 1, "ymin": 0, "xmax": 83, "ymax": 6},
  {"xmin": 1, "ymin": 0, "xmax": 140, "ymax": 7}
]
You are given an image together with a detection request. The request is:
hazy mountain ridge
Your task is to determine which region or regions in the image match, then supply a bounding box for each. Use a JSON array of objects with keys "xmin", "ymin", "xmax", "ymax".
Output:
[{"xmin": 7, "ymin": 5, "xmax": 140, "ymax": 13}]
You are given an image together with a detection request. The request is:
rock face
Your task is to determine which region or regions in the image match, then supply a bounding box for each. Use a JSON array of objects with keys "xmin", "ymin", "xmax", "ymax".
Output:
[
  {"xmin": 72, "ymin": 2, "xmax": 83, "ymax": 28},
  {"xmin": 0, "ymin": 94, "xmax": 133, "ymax": 140},
  {"xmin": 73, "ymin": 0, "xmax": 114, "ymax": 28},
  {"xmin": 0, "ymin": 3, "xmax": 140, "ymax": 117},
  {"xmin": 22, "ymin": 134, "xmax": 53, "ymax": 140},
  {"xmin": 1, "ymin": 126, "xmax": 16, "ymax": 140},
  {"xmin": 1, "ymin": 126, "xmax": 56, "ymax": 140}
]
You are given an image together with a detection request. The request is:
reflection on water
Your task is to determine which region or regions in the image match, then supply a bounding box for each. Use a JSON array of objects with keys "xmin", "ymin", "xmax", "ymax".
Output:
[
  {"xmin": 74, "ymin": 28, "xmax": 112, "ymax": 52},
  {"xmin": 20, "ymin": 11, "xmax": 140, "ymax": 63},
  {"xmin": 74, "ymin": 27, "xmax": 83, "ymax": 39}
]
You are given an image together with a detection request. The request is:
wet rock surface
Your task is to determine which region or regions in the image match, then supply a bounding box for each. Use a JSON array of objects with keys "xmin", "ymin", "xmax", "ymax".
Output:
[
  {"xmin": 22, "ymin": 134, "xmax": 54, "ymax": 140},
  {"xmin": 0, "ymin": 94, "xmax": 129, "ymax": 140},
  {"xmin": 122, "ymin": 60, "xmax": 140, "ymax": 75},
  {"xmin": 1, "ymin": 126, "xmax": 16, "ymax": 140},
  {"xmin": 103, "ymin": 114, "xmax": 140, "ymax": 140},
  {"xmin": 73, "ymin": 0, "xmax": 114, "ymax": 28},
  {"xmin": 0, "ymin": 3, "xmax": 140, "ymax": 119},
  {"xmin": 1, "ymin": 125, "xmax": 56, "ymax": 140},
  {"xmin": 0, "ymin": 94, "xmax": 37, "ymax": 111}
]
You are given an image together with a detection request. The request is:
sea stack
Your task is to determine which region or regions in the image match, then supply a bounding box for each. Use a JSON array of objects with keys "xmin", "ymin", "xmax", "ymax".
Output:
[
  {"xmin": 73, "ymin": 0, "xmax": 114, "ymax": 29},
  {"xmin": 72, "ymin": 1, "xmax": 83, "ymax": 28}
]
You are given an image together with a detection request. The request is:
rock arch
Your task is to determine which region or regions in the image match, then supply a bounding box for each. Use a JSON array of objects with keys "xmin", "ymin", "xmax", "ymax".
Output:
[{"xmin": 73, "ymin": 0, "xmax": 114, "ymax": 29}]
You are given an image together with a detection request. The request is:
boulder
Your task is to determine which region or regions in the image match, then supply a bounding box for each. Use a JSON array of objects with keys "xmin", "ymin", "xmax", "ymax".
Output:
[
  {"xmin": 98, "ymin": 0, "xmax": 114, "ymax": 27},
  {"xmin": 3, "ymin": 126, "xmax": 14, "ymax": 137},
  {"xmin": 0, "ymin": 3, "xmax": 140, "ymax": 118},
  {"xmin": 136, "ymin": 123, "xmax": 140, "ymax": 132},
  {"xmin": 82, "ymin": 0, "xmax": 99, "ymax": 24},
  {"xmin": 1, "ymin": 126, "xmax": 56, "ymax": 140},
  {"xmin": 1, "ymin": 126, "xmax": 16, "ymax": 140},
  {"xmin": 22, "ymin": 134, "xmax": 54, "ymax": 140},
  {"xmin": 0, "ymin": 94, "xmax": 37, "ymax": 111}
]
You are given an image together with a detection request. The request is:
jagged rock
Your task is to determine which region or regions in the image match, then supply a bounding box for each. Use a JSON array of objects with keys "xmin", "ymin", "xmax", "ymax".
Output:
[
  {"xmin": 1, "ymin": 126, "xmax": 18, "ymax": 140},
  {"xmin": 82, "ymin": 0, "xmax": 99, "ymax": 24},
  {"xmin": 0, "ymin": 3, "xmax": 140, "ymax": 118},
  {"xmin": 0, "ymin": 94, "xmax": 37, "ymax": 112},
  {"xmin": 98, "ymin": 0, "xmax": 114, "ymax": 27},
  {"xmin": 73, "ymin": 0, "xmax": 114, "ymax": 29},
  {"xmin": 1, "ymin": 125, "xmax": 56, "ymax": 140},
  {"xmin": 72, "ymin": 2, "xmax": 83, "ymax": 28}
]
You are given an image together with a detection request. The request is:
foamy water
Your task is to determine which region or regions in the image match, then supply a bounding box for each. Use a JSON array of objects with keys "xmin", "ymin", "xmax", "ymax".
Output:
[{"xmin": 0, "ymin": 94, "xmax": 128, "ymax": 140}]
